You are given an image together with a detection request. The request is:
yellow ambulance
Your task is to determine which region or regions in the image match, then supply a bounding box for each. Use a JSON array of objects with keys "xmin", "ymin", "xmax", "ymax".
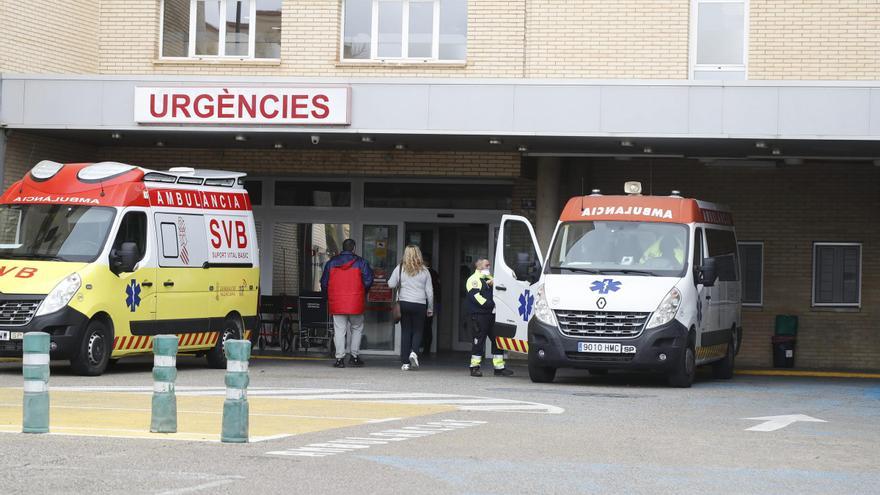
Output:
[{"xmin": 0, "ymin": 161, "xmax": 259, "ymax": 375}]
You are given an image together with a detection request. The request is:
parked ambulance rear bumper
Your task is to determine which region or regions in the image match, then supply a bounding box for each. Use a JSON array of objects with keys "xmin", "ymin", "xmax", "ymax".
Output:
[
  {"xmin": 0, "ymin": 303, "xmax": 90, "ymax": 359},
  {"xmin": 528, "ymin": 317, "xmax": 689, "ymax": 372}
]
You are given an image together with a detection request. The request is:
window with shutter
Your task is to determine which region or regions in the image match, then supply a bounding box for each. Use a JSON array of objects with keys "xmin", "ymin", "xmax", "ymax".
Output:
[
  {"xmin": 737, "ymin": 242, "xmax": 762, "ymax": 306},
  {"xmin": 813, "ymin": 243, "xmax": 861, "ymax": 307}
]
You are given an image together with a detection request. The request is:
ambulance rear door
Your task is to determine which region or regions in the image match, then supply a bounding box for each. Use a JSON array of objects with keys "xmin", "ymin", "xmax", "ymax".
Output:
[{"xmin": 493, "ymin": 215, "xmax": 544, "ymax": 347}]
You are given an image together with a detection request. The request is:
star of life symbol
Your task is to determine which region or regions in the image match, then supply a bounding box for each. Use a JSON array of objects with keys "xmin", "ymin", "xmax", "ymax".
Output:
[
  {"xmin": 518, "ymin": 289, "xmax": 534, "ymax": 322},
  {"xmin": 590, "ymin": 279, "xmax": 622, "ymax": 295},
  {"xmin": 125, "ymin": 279, "xmax": 141, "ymax": 312}
]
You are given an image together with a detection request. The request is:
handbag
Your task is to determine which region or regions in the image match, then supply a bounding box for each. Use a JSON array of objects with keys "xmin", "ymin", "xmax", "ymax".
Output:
[{"xmin": 391, "ymin": 264, "xmax": 402, "ymax": 324}]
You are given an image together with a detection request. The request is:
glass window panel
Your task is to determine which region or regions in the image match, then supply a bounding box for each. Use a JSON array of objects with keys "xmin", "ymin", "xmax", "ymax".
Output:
[
  {"xmin": 408, "ymin": 1, "xmax": 434, "ymax": 58},
  {"xmin": 693, "ymin": 69, "xmax": 746, "ymax": 80},
  {"xmin": 162, "ymin": 0, "xmax": 191, "ymax": 57},
  {"xmin": 378, "ymin": 0, "xmax": 403, "ymax": 58},
  {"xmin": 439, "ymin": 0, "xmax": 466, "ymax": 60},
  {"xmin": 362, "ymin": 224, "xmax": 399, "ymax": 351},
  {"xmin": 243, "ymin": 180, "xmax": 262, "ymax": 205},
  {"xmin": 343, "ymin": 0, "xmax": 372, "ymax": 59},
  {"xmin": 814, "ymin": 244, "xmax": 861, "ymax": 305},
  {"xmin": 195, "ymin": 0, "xmax": 221, "ymax": 56},
  {"xmin": 225, "ymin": 0, "xmax": 250, "ymax": 56},
  {"xmin": 272, "ymin": 223, "xmax": 351, "ymax": 296},
  {"xmin": 255, "ymin": 0, "xmax": 281, "ymax": 58},
  {"xmin": 738, "ymin": 243, "xmax": 762, "ymax": 305},
  {"xmin": 697, "ymin": 2, "xmax": 744, "ymax": 65},
  {"xmin": 274, "ymin": 181, "xmax": 351, "ymax": 207},
  {"xmin": 502, "ymin": 219, "xmax": 541, "ymax": 282},
  {"xmin": 364, "ymin": 182, "xmax": 511, "ymax": 210}
]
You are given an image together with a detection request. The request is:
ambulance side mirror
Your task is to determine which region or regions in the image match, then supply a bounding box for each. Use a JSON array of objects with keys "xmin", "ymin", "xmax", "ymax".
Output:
[
  {"xmin": 698, "ymin": 257, "xmax": 718, "ymax": 287},
  {"xmin": 111, "ymin": 242, "xmax": 139, "ymax": 274}
]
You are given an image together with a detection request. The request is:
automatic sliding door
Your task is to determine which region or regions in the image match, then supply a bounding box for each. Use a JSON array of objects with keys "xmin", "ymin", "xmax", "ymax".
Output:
[{"xmin": 362, "ymin": 223, "xmax": 401, "ymax": 353}]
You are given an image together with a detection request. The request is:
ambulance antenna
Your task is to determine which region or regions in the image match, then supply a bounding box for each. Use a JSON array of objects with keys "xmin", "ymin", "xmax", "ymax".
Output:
[
  {"xmin": 99, "ymin": 180, "xmax": 106, "ymax": 197},
  {"xmin": 580, "ymin": 177, "xmax": 585, "ymax": 211}
]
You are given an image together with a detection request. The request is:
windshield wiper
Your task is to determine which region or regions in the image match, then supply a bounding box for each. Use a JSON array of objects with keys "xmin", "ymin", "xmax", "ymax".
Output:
[
  {"xmin": 600, "ymin": 269, "xmax": 657, "ymax": 276},
  {"xmin": 0, "ymin": 253, "xmax": 67, "ymax": 262},
  {"xmin": 550, "ymin": 266, "xmax": 602, "ymax": 274}
]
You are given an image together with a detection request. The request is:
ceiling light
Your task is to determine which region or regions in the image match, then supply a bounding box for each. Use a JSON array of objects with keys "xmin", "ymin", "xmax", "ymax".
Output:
[
  {"xmin": 155, "ymin": 140, "xmax": 165, "ymax": 147},
  {"xmin": 234, "ymin": 134, "xmax": 247, "ymax": 142},
  {"xmin": 517, "ymin": 145, "xmax": 528, "ymax": 152},
  {"xmin": 361, "ymin": 136, "xmax": 374, "ymax": 143},
  {"xmin": 110, "ymin": 132, "xmax": 122, "ymax": 140},
  {"xmin": 395, "ymin": 144, "xmax": 406, "ymax": 150},
  {"xmin": 755, "ymin": 141, "xmax": 767, "ymax": 149},
  {"xmin": 643, "ymin": 147, "xmax": 653, "ymax": 154},
  {"xmin": 771, "ymin": 148, "xmax": 782, "ymax": 155},
  {"xmin": 488, "ymin": 138, "xmax": 502, "ymax": 145},
  {"xmin": 273, "ymin": 142, "xmax": 284, "ymax": 149},
  {"xmin": 620, "ymin": 140, "xmax": 633, "ymax": 147}
]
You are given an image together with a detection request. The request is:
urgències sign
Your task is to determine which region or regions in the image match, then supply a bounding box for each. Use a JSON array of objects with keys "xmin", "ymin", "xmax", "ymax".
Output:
[{"xmin": 134, "ymin": 86, "xmax": 351, "ymax": 125}]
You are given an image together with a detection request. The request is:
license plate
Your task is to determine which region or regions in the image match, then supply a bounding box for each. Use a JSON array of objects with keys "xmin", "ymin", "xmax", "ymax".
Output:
[
  {"xmin": 0, "ymin": 331, "xmax": 8, "ymax": 341},
  {"xmin": 579, "ymin": 342, "xmax": 621, "ymax": 353},
  {"xmin": 11, "ymin": 332, "xmax": 23, "ymax": 340}
]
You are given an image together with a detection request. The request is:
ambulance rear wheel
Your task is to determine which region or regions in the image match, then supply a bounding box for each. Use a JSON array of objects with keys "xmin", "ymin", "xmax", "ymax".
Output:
[
  {"xmin": 207, "ymin": 317, "xmax": 242, "ymax": 369},
  {"xmin": 71, "ymin": 320, "xmax": 111, "ymax": 376},
  {"xmin": 712, "ymin": 328, "xmax": 736, "ymax": 380}
]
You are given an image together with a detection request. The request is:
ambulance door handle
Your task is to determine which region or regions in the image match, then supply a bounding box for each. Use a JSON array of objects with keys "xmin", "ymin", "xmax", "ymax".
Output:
[
  {"xmin": 164, "ymin": 281, "xmax": 175, "ymax": 287},
  {"xmin": 496, "ymin": 285, "xmax": 507, "ymax": 291},
  {"xmin": 142, "ymin": 281, "xmax": 153, "ymax": 287}
]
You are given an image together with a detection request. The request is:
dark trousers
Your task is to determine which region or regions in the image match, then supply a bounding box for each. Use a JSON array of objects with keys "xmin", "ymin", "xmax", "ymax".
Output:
[
  {"xmin": 400, "ymin": 301, "xmax": 426, "ymax": 364},
  {"xmin": 469, "ymin": 313, "xmax": 500, "ymax": 358},
  {"xmin": 422, "ymin": 315, "xmax": 434, "ymax": 354}
]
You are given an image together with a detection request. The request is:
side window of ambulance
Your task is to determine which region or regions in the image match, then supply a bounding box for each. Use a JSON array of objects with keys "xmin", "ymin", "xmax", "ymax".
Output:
[
  {"xmin": 692, "ymin": 228, "xmax": 704, "ymax": 283},
  {"xmin": 112, "ymin": 211, "xmax": 147, "ymax": 261},
  {"xmin": 706, "ymin": 229, "xmax": 739, "ymax": 282},
  {"xmin": 502, "ymin": 219, "xmax": 541, "ymax": 283},
  {"xmin": 155, "ymin": 213, "xmax": 208, "ymax": 267}
]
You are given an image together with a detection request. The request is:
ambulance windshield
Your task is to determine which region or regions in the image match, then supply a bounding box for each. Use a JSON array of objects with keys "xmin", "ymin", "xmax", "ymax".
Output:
[
  {"xmin": 548, "ymin": 221, "xmax": 689, "ymax": 277},
  {"xmin": 0, "ymin": 204, "xmax": 116, "ymax": 262}
]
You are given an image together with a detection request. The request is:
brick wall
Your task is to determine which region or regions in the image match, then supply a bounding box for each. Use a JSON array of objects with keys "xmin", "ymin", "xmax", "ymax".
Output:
[
  {"xmin": 749, "ymin": 0, "xmax": 880, "ymax": 80},
  {"xmin": 2, "ymin": 132, "xmax": 97, "ymax": 188},
  {"xmin": 524, "ymin": 0, "xmax": 690, "ymax": 79},
  {"xmin": 0, "ymin": 0, "xmax": 99, "ymax": 73},
  {"xmin": 568, "ymin": 158, "xmax": 880, "ymax": 371}
]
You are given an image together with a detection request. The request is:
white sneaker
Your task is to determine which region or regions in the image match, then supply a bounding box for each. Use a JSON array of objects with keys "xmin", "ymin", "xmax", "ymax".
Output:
[
  {"xmin": 409, "ymin": 351, "xmax": 420, "ymax": 370},
  {"xmin": 401, "ymin": 364, "xmax": 410, "ymax": 371}
]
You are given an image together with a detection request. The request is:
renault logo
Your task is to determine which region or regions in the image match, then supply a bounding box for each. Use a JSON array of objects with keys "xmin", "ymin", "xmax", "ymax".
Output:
[{"xmin": 596, "ymin": 297, "xmax": 607, "ymax": 309}]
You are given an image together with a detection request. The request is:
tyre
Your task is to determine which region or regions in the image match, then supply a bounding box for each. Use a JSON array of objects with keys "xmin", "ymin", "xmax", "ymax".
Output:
[
  {"xmin": 528, "ymin": 351, "xmax": 556, "ymax": 383},
  {"xmin": 587, "ymin": 368, "xmax": 609, "ymax": 376},
  {"xmin": 71, "ymin": 319, "xmax": 112, "ymax": 376},
  {"xmin": 206, "ymin": 316, "xmax": 242, "ymax": 369},
  {"xmin": 712, "ymin": 328, "xmax": 736, "ymax": 380},
  {"xmin": 279, "ymin": 317, "xmax": 293, "ymax": 353},
  {"xmin": 668, "ymin": 345, "xmax": 696, "ymax": 388}
]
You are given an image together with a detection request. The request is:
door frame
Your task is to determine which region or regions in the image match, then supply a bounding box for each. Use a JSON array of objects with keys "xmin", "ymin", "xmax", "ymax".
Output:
[{"xmin": 361, "ymin": 221, "xmax": 405, "ymax": 356}]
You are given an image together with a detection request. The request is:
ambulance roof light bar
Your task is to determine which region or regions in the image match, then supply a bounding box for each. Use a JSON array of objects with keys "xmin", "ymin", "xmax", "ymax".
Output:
[
  {"xmin": 624, "ymin": 181, "xmax": 642, "ymax": 195},
  {"xmin": 143, "ymin": 168, "xmax": 245, "ymax": 188},
  {"xmin": 30, "ymin": 160, "xmax": 64, "ymax": 181},
  {"xmin": 78, "ymin": 162, "xmax": 136, "ymax": 183}
]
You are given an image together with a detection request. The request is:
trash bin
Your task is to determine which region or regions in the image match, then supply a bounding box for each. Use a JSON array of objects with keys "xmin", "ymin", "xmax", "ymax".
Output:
[
  {"xmin": 774, "ymin": 315, "xmax": 798, "ymax": 336},
  {"xmin": 771, "ymin": 335, "xmax": 796, "ymax": 368}
]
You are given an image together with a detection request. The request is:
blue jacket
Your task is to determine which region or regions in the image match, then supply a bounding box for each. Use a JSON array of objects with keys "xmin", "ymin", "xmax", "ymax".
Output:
[{"xmin": 320, "ymin": 251, "xmax": 374, "ymax": 294}]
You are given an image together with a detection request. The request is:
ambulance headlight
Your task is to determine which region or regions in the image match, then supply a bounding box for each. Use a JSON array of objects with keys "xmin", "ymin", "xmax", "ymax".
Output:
[
  {"xmin": 645, "ymin": 287, "xmax": 681, "ymax": 329},
  {"xmin": 533, "ymin": 284, "xmax": 557, "ymax": 326},
  {"xmin": 36, "ymin": 273, "xmax": 82, "ymax": 317}
]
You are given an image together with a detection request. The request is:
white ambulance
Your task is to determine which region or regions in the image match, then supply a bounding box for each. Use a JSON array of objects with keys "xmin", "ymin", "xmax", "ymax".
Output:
[
  {"xmin": 0, "ymin": 161, "xmax": 260, "ymax": 375},
  {"xmin": 492, "ymin": 182, "xmax": 741, "ymax": 387}
]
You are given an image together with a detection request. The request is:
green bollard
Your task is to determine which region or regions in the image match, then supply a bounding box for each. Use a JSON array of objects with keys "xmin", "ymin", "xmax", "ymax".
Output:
[
  {"xmin": 221, "ymin": 339, "xmax": 251, "ymax": 443},
  {"xmin": 22, "ymin": 332, "xmax": 50, "ymax": 434},
  {"xmin": 150, "ymin": 335, "xmax": 178, "ymax": 433}
]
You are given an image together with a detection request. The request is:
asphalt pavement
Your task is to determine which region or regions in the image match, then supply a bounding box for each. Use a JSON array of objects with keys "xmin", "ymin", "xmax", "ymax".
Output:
[{"xmin": 0, "ymin": 353, "xmax": 878, "ymax": 494}]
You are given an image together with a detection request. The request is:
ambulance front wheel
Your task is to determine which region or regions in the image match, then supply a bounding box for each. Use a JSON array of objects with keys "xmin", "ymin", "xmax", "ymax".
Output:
[
  {"xmin": 71, "ymin": 319, "xmax": 112, "ymax": 376},
  {"xmin": 528, "ymin": 349, "xmax": 557, "ymax": 383},
  {"xmin": 206, "ymin": 316, "xmax": 242, "ymax": 369}
]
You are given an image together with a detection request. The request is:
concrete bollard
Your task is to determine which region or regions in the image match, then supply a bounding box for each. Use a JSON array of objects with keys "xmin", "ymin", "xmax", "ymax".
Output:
[
  {"xmin": 22, "ymin": 332, "xmax": 50, "ymax": 434},
  {"xmin": 150, "ymin": 335, "xmax": 178, "ymax": 433},
  {"xmin": 221, "ymin": 339, "xmax": 251, "ymax": 443}
]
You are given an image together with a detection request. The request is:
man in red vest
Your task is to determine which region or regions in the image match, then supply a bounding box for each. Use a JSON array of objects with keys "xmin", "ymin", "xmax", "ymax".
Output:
[{"xmin": 321, "ymin": 239, "xmax": 374, "ymax": 368}]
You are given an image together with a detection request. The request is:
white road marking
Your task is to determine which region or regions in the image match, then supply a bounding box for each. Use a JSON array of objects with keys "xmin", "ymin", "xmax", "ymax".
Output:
[
  {"xmin": 155, "ymin": 478, "xmax": 238, "ymax": 495},
  {"xmin": 266, "ymin": 419, "xmax": 487, "ymax": 458},
  {"xmin": 45, "ymin": 386, "xmax": 564, "ymax": 414},
  {"xmin": 743, "ymin": 414, "xmax": 827, "ymax": 432}
]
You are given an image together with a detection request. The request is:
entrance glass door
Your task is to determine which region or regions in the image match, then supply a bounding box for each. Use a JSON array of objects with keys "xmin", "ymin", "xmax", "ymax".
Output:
[
  {"xmin": 361, "ymin": 223, "xmax": 402, "ymax": 354},
  {"xmin": 453, "ymin": 226, "xmax": 490, "ymax": 351}
]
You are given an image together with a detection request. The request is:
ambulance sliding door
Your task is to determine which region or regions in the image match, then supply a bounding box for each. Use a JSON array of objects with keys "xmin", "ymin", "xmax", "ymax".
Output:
[{"xmin": 155, "ymin": 213, "xmax": 211, "ymax": 337}]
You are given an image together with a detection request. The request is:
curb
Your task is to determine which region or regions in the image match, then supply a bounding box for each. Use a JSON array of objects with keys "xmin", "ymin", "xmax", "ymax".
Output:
[{"xmin": 736, "ymin": 369, "xmax": 880, "ymax": 379}]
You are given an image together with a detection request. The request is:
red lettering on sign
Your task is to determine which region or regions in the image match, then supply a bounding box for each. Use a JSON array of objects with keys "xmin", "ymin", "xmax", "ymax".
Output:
[
  {"xmin": 150, "ymin": 94, "xmax": 168, "ymax": 118},
  {"xmin": 209, "ymin": 219, "xmax": 222, "ymax": 248},
  {"xmin": 16, "ymin": 267, "xmax": 36, "ymax": 279},
  {"xmin": 311, "ymin": 94, "xmax": 330, "ymax": 119},
  {"xmin": 0, "ymin": 266, "xmax": 18, "ymax": 276},
  {"xmin": 222, "ymin": 220, "xmax": 234, "ymax": 247},
  {"xmin": 172, "ymin": 94, "xmax": 191, "ymax": 118},
  {"xmin": 235, "ymin": 221, "xmax": 248, "ymax": 248},
  {"xmin": 238, "ymin": 94, "xmax": 256, "ymax": 119},
  {"xmin": 193, "ymin": 94, "xmax": 214, "ymax": 118},
  {"xmin": 292, "ymin": 95, "xmax": 308, "ymax": 118},
  {"xmin": 260, "ymin": 95, "xmax": 279, "ymax": 119}
]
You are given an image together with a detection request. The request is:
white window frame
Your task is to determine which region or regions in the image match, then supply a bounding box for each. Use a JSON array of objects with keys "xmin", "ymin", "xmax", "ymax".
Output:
[
  {"xmin": 812, "ymin": 242, "xmax": 862, "ymax": 308},
  {"xmin": 737, "ymin": 241, "xmax": 763, "ymax": 307},
  {"xmin": 340, "ymin": 0, "xmax": 464, "ymax": 63},
  {"xmin": 159, "ymin": 0, "xmax": 278, "ymax": 60},
  {"xmin": 688, "ymin": 0, "xmax": 749, "ymax": 79}
]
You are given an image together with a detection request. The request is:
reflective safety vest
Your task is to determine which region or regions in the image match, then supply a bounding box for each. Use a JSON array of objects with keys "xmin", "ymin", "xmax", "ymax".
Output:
[
  {"xmin": 640, "ymin": 239, "xmax": 684, "ymax": 265},
  {"xmin": 465, "ymin": 270, "xmax": 494, "ymax": 314}
]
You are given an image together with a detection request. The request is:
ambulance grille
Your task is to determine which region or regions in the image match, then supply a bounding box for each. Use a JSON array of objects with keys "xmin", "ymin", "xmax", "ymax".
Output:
[
  {"xmin": 555, "ymin": 310, "xmax": 650, "ymax": 338},
  {"xmin": 0, "ymin": 300, "xmax": 41, "ymax": 326}
]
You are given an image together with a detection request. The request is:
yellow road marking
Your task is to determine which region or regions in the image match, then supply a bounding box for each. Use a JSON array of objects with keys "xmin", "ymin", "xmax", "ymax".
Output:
[
  {"xmin": 0, "ymin": 388, "xmax": 453, "ymax": 443},
  {"xmin": 736, "ymin": 369, "xmax": 880, "ymax": 379}
]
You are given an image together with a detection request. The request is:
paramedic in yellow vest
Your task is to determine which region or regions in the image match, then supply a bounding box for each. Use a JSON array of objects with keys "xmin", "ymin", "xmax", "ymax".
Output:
[
  {"xmin": 641, "ymin": 234, "xmax": 685, "ymax": 266},
  {"xmin": 466, "ymin": 259, "xmax": 513, "ymax": 377}
]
